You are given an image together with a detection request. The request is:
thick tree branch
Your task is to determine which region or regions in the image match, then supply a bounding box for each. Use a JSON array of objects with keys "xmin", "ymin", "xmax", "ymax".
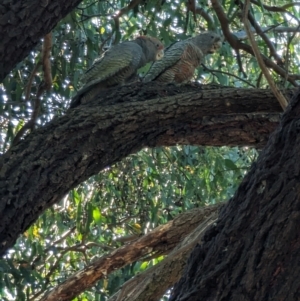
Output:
[
  {"xmin": 109, "ymin": 208, "xmax": 219, "ymax": 301},
  {"xmin": 40, "ymin": 205, "xmax": 221, "ymax": 301},
  {"xmin": 0, "ymin": 0, "xmax": 82, "ymax": 82},
  {"xmin": 0, "ymin": 83, "xmax": 293, "ymax": 256},
  {"xmin": 170, "ymin": 88, "xmax": 300, "ymax": 300}
]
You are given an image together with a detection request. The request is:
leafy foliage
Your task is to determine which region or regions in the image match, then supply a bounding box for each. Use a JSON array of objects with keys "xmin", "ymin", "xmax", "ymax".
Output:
[
  {"xmin": 0, "ymin": 146, "xmax": 256, "ymax": 300},
  {"xmin": 0, "ymin": 0, "xmax": 299, "ymax": 299}
]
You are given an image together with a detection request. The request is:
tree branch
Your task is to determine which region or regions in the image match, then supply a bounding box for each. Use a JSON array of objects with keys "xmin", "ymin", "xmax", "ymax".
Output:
[
  {"xmin": 113, "ymin": 0, "xmax": 142, "ymax": 44},
  {"xmin": 0, "ymin": 83, "xmax": 293, "ymax": 256},
  {"xmin": 12, "ymin": 32, "xmax": 53, "ymax": 146},
  {"xmin": 109, "ymin": 207, "xmax": 220, "ymax": 301},
  {"xmin": 250, "ymin": 0, "xmax": 300, "ymax": 12},
  {"xmin": 210, "ymin": 0, "xmax": 300, "ymax": 86},
  {"xmin": 186, "ymin": 0, "xmax": 214, "ymax": 28},
  {"xmin": 0, "ymin": 0, "xmax": 82, "ymax": 82},
  {"xmin": 246, "ymin": 11, "xmax": 283, "ymax": 65},
  {"xmin": 40, "ymin": 205, "xmax": 221, "ymax": 301},
  {"xmin": 242, "ymin": 1, "xmax": 288, "ymax": 110}
]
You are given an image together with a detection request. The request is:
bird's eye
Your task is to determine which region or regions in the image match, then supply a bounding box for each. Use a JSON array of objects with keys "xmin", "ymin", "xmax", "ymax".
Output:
[{"xmin": 157, "ymin": 43, "xmax": 160, "ymax": 48}]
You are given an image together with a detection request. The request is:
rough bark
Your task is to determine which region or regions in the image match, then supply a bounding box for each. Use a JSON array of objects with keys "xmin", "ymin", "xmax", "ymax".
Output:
[
  {"xmin": 109, "ymin": 207, "xmax": 219, "ymax": 301},
  {"xmin": 0, "ymin": 83, "xmax": 290, "ymax": 256},
  {"xmin": 170, "ymin": 89, "xmax": 300, "ymax": 300},
  {"xmin": 0, "ymin": 0, "xmax": 82, "ymax": 82},
  {"xmin": 40, "ymin": 205, "xmax": 221, "ymax": 301}
]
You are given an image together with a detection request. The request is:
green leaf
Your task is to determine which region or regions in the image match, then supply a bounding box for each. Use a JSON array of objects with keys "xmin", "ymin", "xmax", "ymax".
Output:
[
  {"xmin": 224, "ymin": 159, "xmax": 237, "ymax": 170},
  {"xmin": 93, "ymin": 207, "xmax": 102, "ymax": 225}
]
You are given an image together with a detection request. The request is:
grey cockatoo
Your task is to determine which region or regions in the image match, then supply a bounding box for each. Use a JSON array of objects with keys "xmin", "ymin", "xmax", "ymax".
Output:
[
  {"xmin": 143, "ymin": 32, "xmax": 222, "ymax": 84},
  {"xmin": 70, "ymin": 36, "xmax": 164, "ymax": 108}
]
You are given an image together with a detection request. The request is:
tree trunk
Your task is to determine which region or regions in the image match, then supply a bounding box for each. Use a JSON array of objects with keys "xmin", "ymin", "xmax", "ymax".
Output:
[
  {"xmin": 0, "ymin": 0, "xmax": 82, "ymax": 81},
  {"xmin": 170, "ymin": 89, "xmax": 300, "ymax": 300},
  {"xmin": 0, "ymin": 83, "xmax": 289, "ymax": 256}
]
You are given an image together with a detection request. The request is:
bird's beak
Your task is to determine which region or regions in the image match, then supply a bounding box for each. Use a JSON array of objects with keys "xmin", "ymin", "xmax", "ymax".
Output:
[
  {"xmin": 156, "ymin": 49, "xmax": 164, "ymax": 60},
  {"xmin": 209, "ymin": 40, "xmax": 223, "ymax": 53}
]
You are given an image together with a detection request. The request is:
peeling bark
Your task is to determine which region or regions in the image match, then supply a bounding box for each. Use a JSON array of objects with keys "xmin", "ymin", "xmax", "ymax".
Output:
[
  {"xmin": 0, "ymin": 83, "xmax": 290, "ymax": 256},
  {"xmin": 170, "ymin": 89, "xmax": 300, "ymax": 300},
  {"xmin": 40, "ymin": 205, "xmax": 220, "ymax": 301},
  {"xmin": 109, "ymin": 207, "xmax": 219, "ymax": 301}
]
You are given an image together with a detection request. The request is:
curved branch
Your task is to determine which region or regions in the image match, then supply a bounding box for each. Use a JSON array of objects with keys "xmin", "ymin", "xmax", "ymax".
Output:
[
  {"xmin": 186, "ymin": 0, "xmax": 214, "ymax": 28},
  {"xmin": 0, "ymin": 83, "xmax": 292, "ymax": 256},
  {"xmin": 40, "ymin": 205, "xmax": 220, "ymax": 301},
  {"xmin": 110, "ymin": 208, "xmax": 219, "ymax": 301},
  {"xmin": 0, "ymin": 0, "xmax": 82, "ymax": 82},
  {"xmin": 202, "ymin": 64, "xmax": 256, "ymax": 87}
]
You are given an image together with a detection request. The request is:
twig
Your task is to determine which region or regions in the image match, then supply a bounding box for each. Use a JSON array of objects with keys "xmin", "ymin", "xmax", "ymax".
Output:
[
  {"xmin": 250, "ymin": 0, "xmax": 300, "ymax": 12},
  {"xmin": 235, "ymin": 49, "xmax": 247, "ymax": 78},
  {"xmin": 186, "ymin": 0, "xmax": 214, "ymax": 28},
  {"xmin": 12, "ymin": 33, "xmax": 53, "ymax": 146},
  {"xmin": 25, "ymin": 62, "xmax": 42, "ymax": 100},
  {"xmin": 210, "ymin": 0, "xmax": 299, "ymax": 86},
  {"xmin": 42, "ymin": 33, "xmax": 53, "ymax": 91},
  {"xmin": 256, "ymin": 71, "xmax": 263, "ymax": 88},
  {"xmin": 98, "ymin": 34, "xmax": 114, "ymax": 55},
  {"xmin": 243, "ymin": 0, "xmax": 288, "ymax": 110},
  {"xmin": 201, "ymin": 64, "xmax": 256, "ymax": 87},
  {"xmin": 283, "ymin": 26, "xmax": 300, "ymax": 87},
  {"xmin": 113, "ymin": 0, "xmax": 142, "ymax": 44},
  {"xmin": 77, "ymin": 1, "xmax": 99, "ymax": 10},
  {"xmin": 39, "ymin": 205, "xmax": 221, "ymax": 301},
  {"xmin": 233, "ymin": 26, "xmax": 300, "ymax": 40},
  {"xmin": 247, "ymin": 10, "xmax": 283, "ymax": 65}
]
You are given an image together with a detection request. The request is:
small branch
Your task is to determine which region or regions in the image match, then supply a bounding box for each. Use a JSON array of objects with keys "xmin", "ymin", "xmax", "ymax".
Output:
[
  {"xmin": 247, "ymin": 10, "xmax": 283, "ymax": 65},
  {"xmin": 186, "ymin": 0, "xmax": 214, "ymax": 28},
  {"xmin": 256, "ymin": 71, "xmax": 263, "ymax": 88},
  {"xmin": 282, "ymin": 28, "xmax": 300, "ymax": 87},
  {"xmin": 42, "ymin": 33, "xmax": 53, "ymax": 91},
  {"xmin": 202, "ymin": 64, "xmax": 256, "ymax": 87},
  {"xmin": 187, "ymin": 0, "xmax": 197, "ymax": 22},
  {"xmin": 235, "ymin": 49, "xmax": 247, "ymax": 78},
  {"xmin": 25, "ymin": 62, "xmax": 42, "ymax": 100},
  {"xmin": 12, "ymin": 32, "xmax": 53, "ymax": 146},
  {"xmin": 113, "ymin": 0, "xmax": 142, "ymax": 44},
  {"xmin": 51, "ymin": 227, "xmax": 76, "ymax": 247},
  {"xmin": 243, "ymin": 1, "xmax": 288, "ymax": 110},
  {"xmin": 77, "ymin": 1, "xmax": 100, "ymax": 10},
  {"xmin": 39, "ymin": 206, "xmax": 221, "ymax": 301},
  {"xmin": 98, "ymin": 34, "xmax": 114, "ymax": 55},
  {"xmin": 250, "ymin": 0, "xmax": 300, "ymax": 12},
  {"xmin": 233, "ymin": 26, "xmax": 300, "ymax": 40},
  {"xmin": 211, "ymin": 0, "xmax": 299, "ymax": 86}
]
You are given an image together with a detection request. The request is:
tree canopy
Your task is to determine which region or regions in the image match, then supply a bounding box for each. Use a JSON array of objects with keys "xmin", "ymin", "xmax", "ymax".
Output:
[{"xmin": 0, "ymin": 0, "xmax": 299, "ymax": 300}]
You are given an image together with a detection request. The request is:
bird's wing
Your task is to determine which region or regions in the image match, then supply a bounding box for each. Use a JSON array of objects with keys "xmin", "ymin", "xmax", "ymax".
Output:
[
  {"xmin": 143, "ymin": 41, "xmax": 190, "ymax": 82},
  {"xmin": 80, "ymin": 42, "xmax": 142, "ymax": 88}
]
